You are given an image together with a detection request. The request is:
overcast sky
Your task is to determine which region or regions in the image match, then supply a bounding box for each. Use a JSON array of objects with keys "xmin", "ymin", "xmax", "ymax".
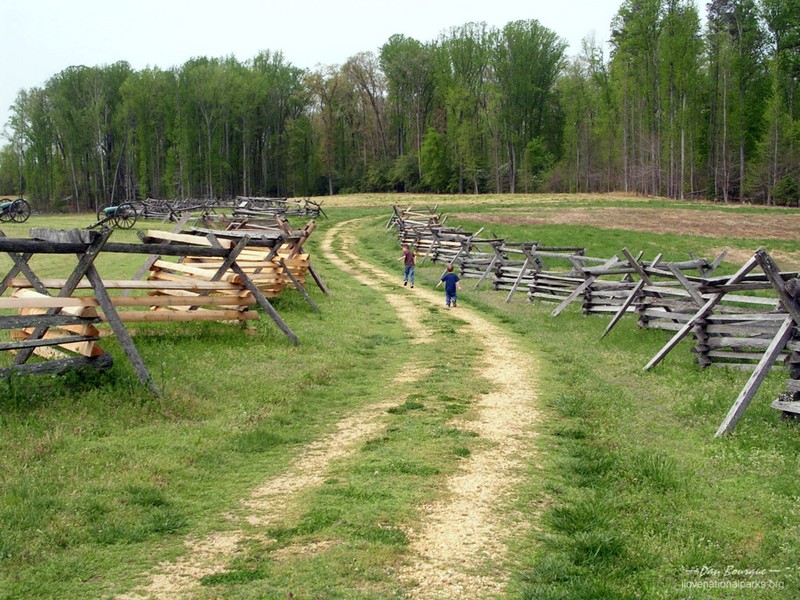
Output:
[{"xmin": 0, "ymin": 0, "xmax": 683, "ymax": 137}]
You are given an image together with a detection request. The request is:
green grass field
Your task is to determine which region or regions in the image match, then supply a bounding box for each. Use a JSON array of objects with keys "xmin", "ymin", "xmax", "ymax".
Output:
[{"xmin": 1, "ymin": 195, "xmax": 798, "ymax": 599}]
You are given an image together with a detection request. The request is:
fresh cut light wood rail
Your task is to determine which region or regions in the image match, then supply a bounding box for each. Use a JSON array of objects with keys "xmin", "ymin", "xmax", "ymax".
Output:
[{"xmin": 0, "ymin": 223, "xmax": 310, "ymax": 390}]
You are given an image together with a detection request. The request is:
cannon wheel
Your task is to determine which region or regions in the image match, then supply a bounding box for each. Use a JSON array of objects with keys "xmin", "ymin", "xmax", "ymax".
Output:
[
  {"xmin": 111, "ymin": 203, "xmax": 137, "ymax": 229},
  {"xmin": 9, "ymin": 199, "xmax": 31, "ymax": 223}
]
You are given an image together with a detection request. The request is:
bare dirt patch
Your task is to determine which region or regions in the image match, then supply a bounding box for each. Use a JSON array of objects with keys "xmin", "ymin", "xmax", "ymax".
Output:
[
  {"xmin": 316, "ymin": 192, "xmax": 638, "ymax": 209},
  {"xmin": 454, "ymin": 206, "xmax": 800, "ymax": 242},
  {"xmin": 116, "ymin": 533, "xmax": 243, "ymax": 600}
]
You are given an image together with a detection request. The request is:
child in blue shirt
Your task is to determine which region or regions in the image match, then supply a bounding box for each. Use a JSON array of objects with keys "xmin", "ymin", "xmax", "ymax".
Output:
[{"xmin": 436, "ymin": 264, "xmax": 461, "ymax": 308}]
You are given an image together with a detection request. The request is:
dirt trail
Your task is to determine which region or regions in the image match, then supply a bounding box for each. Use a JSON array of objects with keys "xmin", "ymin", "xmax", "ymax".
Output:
[
  {"xmin": 330, "ymin": 219, "xmax": 540, "ymax": 598},
  {"xmin": 119, "ymin": 218, "xmax": 539, "ymax": 599},
  {"xmin": 118, "ymin": 222, "xmax": 434, "ymax": 600}
]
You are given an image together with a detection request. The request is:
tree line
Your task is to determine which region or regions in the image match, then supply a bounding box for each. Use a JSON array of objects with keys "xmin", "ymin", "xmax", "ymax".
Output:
[{"xmin": 0, "ymin": 0, "xmax": 798, "ymax": 212}]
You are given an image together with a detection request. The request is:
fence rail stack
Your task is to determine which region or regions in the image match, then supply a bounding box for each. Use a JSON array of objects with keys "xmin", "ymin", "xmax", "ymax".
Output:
[
  {"xmin": 233, "ymin": 196, "xmax": 325, "ymax": 219},
  {"xmin": 385, "ymin": 207, "xmax": 800, "ymax": 435},
  {"xmin": 0, "ymin": 219, "xmax": 331, "ymax": 392}
]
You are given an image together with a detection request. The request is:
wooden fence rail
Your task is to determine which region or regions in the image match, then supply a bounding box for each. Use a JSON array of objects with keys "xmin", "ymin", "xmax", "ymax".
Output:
[
  {"xmin": 0, "ymin": 222, "xmax": 324, "ymax": 392},
  {"xmin": 387, "ymin": 208, "xmax": 800, "ymax": 435}
]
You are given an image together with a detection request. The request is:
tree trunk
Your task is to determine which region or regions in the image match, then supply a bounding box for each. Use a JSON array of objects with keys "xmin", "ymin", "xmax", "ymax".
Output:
[
  {"xmin": 680, "ymin": 93, "xmax": 686, "ymax": 200},
  {"xmin": 509, "ymin": 143, "xmax": 516, "ymax": 194},
  {"xmin": 623, "ymin": 92, "xmax": 629, "ymax": 193},
  {"xmin": 242, "ymin": 121, "xmax": 248, "ymax": 197},
  {"xmin": 722, "ymin": 69, "xmax": 729, "ymax": 203}
]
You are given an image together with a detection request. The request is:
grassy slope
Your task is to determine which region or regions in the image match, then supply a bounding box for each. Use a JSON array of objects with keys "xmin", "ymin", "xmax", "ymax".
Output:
[{"xmin": 0, "ymin": 197, "xmax": 798, "ymax": 598}]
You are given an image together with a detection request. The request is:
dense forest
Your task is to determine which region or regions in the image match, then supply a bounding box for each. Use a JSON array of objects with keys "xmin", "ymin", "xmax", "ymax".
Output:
[{"xmin": 0, "ymin": 0, "xmax": 798, "ymax": 211}]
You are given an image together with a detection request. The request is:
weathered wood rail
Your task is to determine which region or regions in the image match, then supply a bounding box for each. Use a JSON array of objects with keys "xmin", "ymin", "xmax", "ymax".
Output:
[
  {"xmin": 386, "ymin": 204, "xmax": 443, "ymax": 231},
  {"xmin": 132, "ymin": 196, "xmax": 325, "ymax": 221},
  {"xmin": 387, "ymin": 207, "xmax": 800, "ymax": 435},
  {"xmin": 137, "ymin": 198, "xmax": 215, "ymax": 222},
  {"xmin": 233, "ymin": 196, "xmax": 325, "ymax": 219}
]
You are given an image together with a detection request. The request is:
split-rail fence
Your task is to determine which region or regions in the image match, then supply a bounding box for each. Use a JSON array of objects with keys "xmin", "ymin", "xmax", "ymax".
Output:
[{"xmin": 388, "ymin": 205, "xmax": 800, "ymax": 435}]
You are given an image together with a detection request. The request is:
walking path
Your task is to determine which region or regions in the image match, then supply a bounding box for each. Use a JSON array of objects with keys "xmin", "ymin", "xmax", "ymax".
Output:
[
  {"xmin": 330, "ymin": 219, "xmax": 541, "ymax": 598},
  {"xmin": 119, "ymin": 218, "xmax": 540, "ymax": 599}
]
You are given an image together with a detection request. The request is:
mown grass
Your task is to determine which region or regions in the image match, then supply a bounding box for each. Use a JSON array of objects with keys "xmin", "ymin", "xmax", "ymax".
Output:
[
  {"xmin": 2, "ymin": 197, "xmax": 799, "ymax": 598},
  {"xmin": 0, "ymin": 208, "xmax": 493, "ymax": 598}
]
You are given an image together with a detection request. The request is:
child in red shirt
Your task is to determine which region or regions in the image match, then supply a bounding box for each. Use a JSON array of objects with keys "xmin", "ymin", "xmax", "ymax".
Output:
[{"xmin": 398, "ymin": 244, "xmax": 416, "ymax": 288}]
